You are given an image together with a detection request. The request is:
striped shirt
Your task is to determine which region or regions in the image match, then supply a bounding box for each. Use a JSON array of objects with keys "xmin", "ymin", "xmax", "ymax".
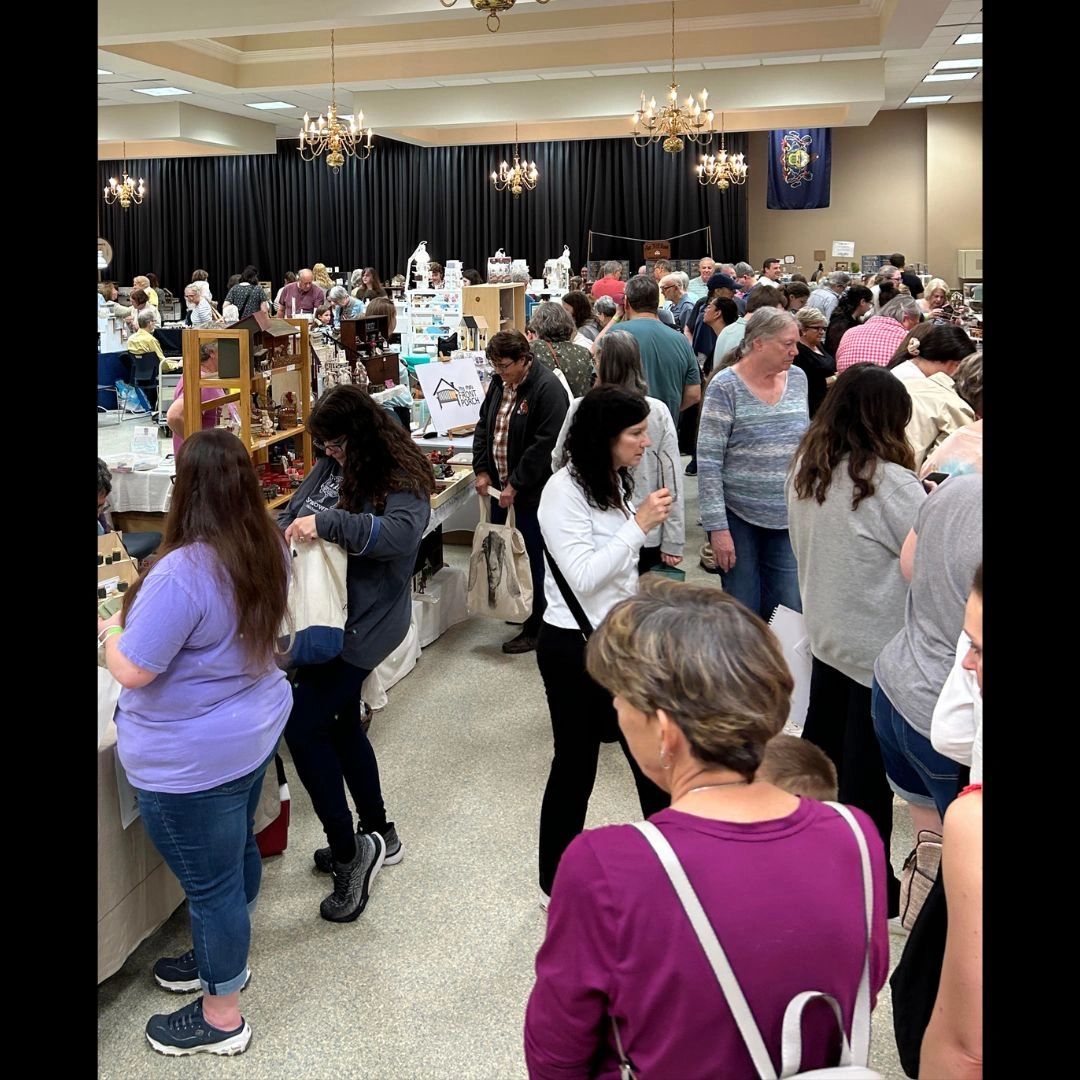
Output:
[
  {"xmin": 835, "ymin": 316, "xmax": 908, "ymax": 372},
  {"xmin": 493, "ymin": 384, "xmax": 518, "ymax": 484},
  {"xmin": 698, "ymin": 365, "xmax": 809, "ymax": 532}
]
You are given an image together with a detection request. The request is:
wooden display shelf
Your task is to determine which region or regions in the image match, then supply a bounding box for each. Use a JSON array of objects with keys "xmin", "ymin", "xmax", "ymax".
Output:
[
  {"xmin": 430, "ymin": 468, "xmax": 474, "ymax": 509},
  {"xmin": 250, "ymin": 425, "xmax": 307, "ymax": 453},
  {"xmin": 265, "ymin": 489, "xmax": 296, "ymax": 510},
  {"xmin": 199, "ymin": 391, "xmax": 241, "ymax": 410},
  {"xmin": 461, "ymin": 283, "xmax": 526, "ymax": 336}
]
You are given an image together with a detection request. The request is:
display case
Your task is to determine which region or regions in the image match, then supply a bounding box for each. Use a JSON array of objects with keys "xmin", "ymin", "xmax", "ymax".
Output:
[
  {"xmin": 339, "ymin": 315, "xmax": 403, "ymax": 388},
  {"xmin": 180, "ymin": 322, "xmax": 313, "ymax": 511},
  {"xmin": 404, "ymin": 288, "xmax": 462, "ymax": 359},
  {"xmin": 460, "ymin": 283, "xmax": 526, "ymax": 337}
]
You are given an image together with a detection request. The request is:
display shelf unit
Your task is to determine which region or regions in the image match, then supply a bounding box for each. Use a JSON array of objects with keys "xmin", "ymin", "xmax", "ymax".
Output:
[
  {"xmin": 404, "ymin": 288, "xmax": 462, "ymax": 359},
  {"xmin": 461, "ymin": 283, "xmax": 526, "ymax": 336},
  {"xmin": 180, "ymin": 322, "xmax": 313, "ymax": 504}
]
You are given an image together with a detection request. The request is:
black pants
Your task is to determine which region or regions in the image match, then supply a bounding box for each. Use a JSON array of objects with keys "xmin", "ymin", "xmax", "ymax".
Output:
[
  {"xmin": 491, "ymin": 500, "xmax": 546, "ymax": 635},
  {"xmin": 536, "ymin": 623, "xmax": 670, "ymax": 896},
  {"xmin": 284, "ymin": 656, "xmax": 387, "ymax": 861},
  {"xmin": 801, "ymin": 656, "xmax": 901, "ymax": 917},
  {"xmin": 638, "ymin": 546, "xmax": 664, "ymax": 574}
]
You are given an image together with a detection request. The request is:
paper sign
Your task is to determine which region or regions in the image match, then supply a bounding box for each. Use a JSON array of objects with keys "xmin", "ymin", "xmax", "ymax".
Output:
[
  {"xmin": 783, "ymin": 255, "xmax": 796, "ymax": 264},
  {"xmin": 131, "ymin": 426, "xmax": 158, "ymax": 455},
  {"xmin": 831, "ymin": 241, "xmax": 855, "ymax": 258},
  {"xmin": 813, "ymin": 249, "xmax": 827, "ymax": 262},
  {"xmin": 414, "ymin": 357, "xmax": 486, "ymax": 436}
]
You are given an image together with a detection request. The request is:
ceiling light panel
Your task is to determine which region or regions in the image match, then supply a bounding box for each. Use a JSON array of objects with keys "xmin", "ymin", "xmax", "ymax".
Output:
[
  {"xmin": 905, "ymin": 95, "xmax": 953, "ymax": 104},
  {"xmin": 934, "ymin": 57, "xmax": 982, "ymax": 69},
  {"xmin": 246, "ymin": 101, "xmax": 296, "ymax": 109},
  {"xmin": 954, "ymin": 33, "xmax": 983, "ymax": 45},
  {"xmin": 923, "ymin": 72, "xmax": 978, "ymax": 82},
  {"xmin": 132, "ymin": 86, "xmax": 192, "ymax": 96}
]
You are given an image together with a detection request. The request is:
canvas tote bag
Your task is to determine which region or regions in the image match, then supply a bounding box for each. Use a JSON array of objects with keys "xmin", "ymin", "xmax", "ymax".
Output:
[
  {"xmin": 466, "ymin": 495, "xmax": 533, "ymax": 622},
  {"xmin": 278, "ymin": 538, "xmax": 349, "ymax": 666}
]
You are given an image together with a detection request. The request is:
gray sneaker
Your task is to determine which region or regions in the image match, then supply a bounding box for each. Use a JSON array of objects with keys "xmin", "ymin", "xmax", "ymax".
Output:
[
  {"xmin": 314, "ymin": 823, "xmax": 403, "ymax": 872},
  {"xmin": 319, "ymin": 831, "xmax": 386, "ymax": 923}
]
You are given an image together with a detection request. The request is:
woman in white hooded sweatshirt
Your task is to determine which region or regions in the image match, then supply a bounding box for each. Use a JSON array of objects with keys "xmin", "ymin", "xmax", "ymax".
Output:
[{"xmin": 551, "ymin": 330, "xmax": 684, "ymax": 574}]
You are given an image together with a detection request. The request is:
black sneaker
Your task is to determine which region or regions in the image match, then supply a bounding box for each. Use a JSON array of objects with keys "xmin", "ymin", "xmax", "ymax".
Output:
[
  {"xmin": 684, "ymin": 460, "xmax": 698, "ymax": 475},
  {"xmin": 145, "ymin": 998, "xmax": 251, "ymax": 1057},
  {"xmin": 314, "ymin": 823, "xmax": 403, "ymax": 873},
  {"xmin": 502, "ymin": 630, "xmax": 537, "ymax": 654},
  {"xmin": 153, "ymin": 949, "xmax": 252, "ymax": 993},
  {"xmin": 319, "ymin": 831, "xmax": 386, "ymax": 922}
]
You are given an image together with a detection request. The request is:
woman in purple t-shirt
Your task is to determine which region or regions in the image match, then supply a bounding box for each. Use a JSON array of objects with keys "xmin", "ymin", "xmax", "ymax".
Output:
[
  {"xmin": 98, "ymin": 429, "xmax": 291, "ymax": 1058},
  {"xmin": 524, "ymin": 581, "xmax": 890, "ymax": 1079}
]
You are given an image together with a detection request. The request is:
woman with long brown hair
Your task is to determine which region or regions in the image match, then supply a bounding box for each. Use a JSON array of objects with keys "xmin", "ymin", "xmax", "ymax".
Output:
[
  {"xmin": 279, "ymin": 384, "xmax": 434, "ymax": 923},
  {"xmin": 98, "ymin": 428, "xmax": 292, "ymax": 1057},
  {"xmin": 785, "ymin": 363, "xmax": 926, "ymax": 924}
]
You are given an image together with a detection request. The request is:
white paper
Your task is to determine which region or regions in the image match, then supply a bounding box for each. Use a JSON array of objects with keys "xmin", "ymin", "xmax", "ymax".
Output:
[
  {"xmin": 414, "ymin": 357, "xmax": 486, "ymax": 435},
  {"xmin": 768, "ymin": 605, "xmax": 813, "ymax": 732},
  {"xmin": 831, "ymin": 241, "xmax": 856, "ymax": 258},
  {"xmin": 130, "ymin": 426, "xmax": 158, "ymax": 455},
  {"xmin": 114, "ymin": 750, "xmax": 142, "ymax": 829}
]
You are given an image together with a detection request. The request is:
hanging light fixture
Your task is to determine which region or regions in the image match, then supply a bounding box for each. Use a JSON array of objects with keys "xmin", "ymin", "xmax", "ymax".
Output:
[
  {"xmin": 103, "ymin": 143, "xmax": 146, "ymax": 209},
  {"xmin": 439, "ymin": 0, "xmax": 551, "ymax": 34},
  {"xmin": 491, "ymin": 124, "xmax": 539, "ymax": 197},
  {"xmin": 696, "ymin": 113, "xmax": 748, "ymax": 189},
  {"xmin": 632, "ymin": 2, "xmax": 714, "ymax": 154},
  {"xmin": 299, "ymin": 29, "xmax": 374, "ymax": 171}
]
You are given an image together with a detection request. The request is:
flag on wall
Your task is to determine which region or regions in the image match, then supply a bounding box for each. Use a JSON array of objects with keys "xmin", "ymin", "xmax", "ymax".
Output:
[{"xmin": 767, "ymin": 129, "xmax": 832, "ymax": 210}]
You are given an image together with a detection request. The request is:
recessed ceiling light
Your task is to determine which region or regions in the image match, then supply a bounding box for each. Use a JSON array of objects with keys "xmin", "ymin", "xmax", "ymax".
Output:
[
  {"xmin": 954, "ymin": 33, "xmax": 983, "ymax": 46},
  {"xmin": 923, "ymin": 72, "xmax": 978, "ymax": 82},
  {"xmin": 934, "ymin": 58, "xmax": 982, "ymax": 70},
  {"xmin": 132, "ymin": 86, "xmax": 192, "ymax": 97},
  {"xmin": 906, "ymin": 95, "xmax": 953, "ymax": 104},
  {"xmin": 245, "ymin": 101, "xmax": 296, "ymax": 110},
  {"xmin": 98, "ymin": 68, "xmax": 113, "ymax": 76}
]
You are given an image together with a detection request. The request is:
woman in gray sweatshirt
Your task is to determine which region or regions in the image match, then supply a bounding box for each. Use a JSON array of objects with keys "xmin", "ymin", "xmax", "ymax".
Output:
[{"xmin": 786, "ymin": 363, "xmax": 926, "ymax": 920}]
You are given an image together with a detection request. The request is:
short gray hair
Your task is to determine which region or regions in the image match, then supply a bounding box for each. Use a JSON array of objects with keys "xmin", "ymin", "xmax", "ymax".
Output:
[
  {"xmin": 137, "ymin": 307, "xmax": 158, "ymax": 329},
  {"xmin": 597, "ymin": 331, "xmax": 648, "ymax": 394},
  {"xmin": 826, "ymin": 271, "xmax": 851, "ymax": 289},
  {"xmin": 737, "ymin": 309, "xmax": 798, "ymax": 359},
  {"xmin": 719, "ymin": 264, "xmax": 736, "ymax": 277},
  {"xmin": 528, "ymin": 301, "xmax": 576, "ymax": 343},
  {"xmin": 602, "ymin": 260, "xmax": 623, "ymax": 277},
  {"xmin": 349, "ymin": 270, "xmax": 364, "ymax": 289},
  {"xmin": 733, "ymin": 261, "xmax": 754, "ymax": 278},
  {"xmin": 327, "ymin": 285, "xmax": 350, "ymax": 303},
  {"xmin": 623, "ymin": 274, "xmax": 660, "ymax": 313},
  {"xmin": 880, "ymin": 295, "xmax": 921, "ymax": 323},
  {"xmin": 954, "ymin": 351, "xmax": 983, "ymax": 415},
  {"xmin": 594, "ymin": 295, "xmax": 618, "ymax": 318},
  {"xmin": 660, "ymin": 272, "xmax": 689, "ymax": 291},
  {"xmin": 795, "ymin": 306, "xmax": 827, "ymax": 330}
]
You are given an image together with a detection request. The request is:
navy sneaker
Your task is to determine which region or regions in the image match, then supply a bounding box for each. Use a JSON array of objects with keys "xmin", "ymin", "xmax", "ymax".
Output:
[
  {"xmin": 314, "ymin": 823, "xmax": 403, "ymax": 872},
  {"xmin": 153, "ymin": 949, "xmax": 252, "ymax": 994},
  {"xmin": 145, "ymin": 998, "xmax": 251, "ymax": 1057}
]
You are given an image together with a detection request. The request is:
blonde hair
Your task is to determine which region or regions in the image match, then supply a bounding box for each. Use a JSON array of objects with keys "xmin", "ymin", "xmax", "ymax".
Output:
[
  {"xmin": 924, "ymin": 277, "xmax": 951, "ymax": 302},
  {"xmin": 795, "ymin": 306, "xmax": 826, "ymax": 330},
  {"xmin": 312, "ymin": 263, "xmax": 334, "ymax": 289},
  {"xmin": 757, "ymin": 735, "xmax": 838, "ymax": 801},
  {"xmin": 133, "ymin": 275, "xmax": 150, "ymax": 289},
  {"xmin": 586, "ymin": 578, "xmax": 793, "ymax": 777}
]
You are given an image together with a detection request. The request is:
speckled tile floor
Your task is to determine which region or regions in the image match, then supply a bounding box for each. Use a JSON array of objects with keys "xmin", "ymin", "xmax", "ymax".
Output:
[{"xmin": 97, "ymin": 456, "xmax": 914, "ymax": 1079}]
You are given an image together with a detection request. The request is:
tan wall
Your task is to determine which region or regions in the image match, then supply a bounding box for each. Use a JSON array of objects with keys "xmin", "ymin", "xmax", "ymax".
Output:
[
  {"xmin": 747, "ymin": 109, "xmax": 927, "ymax": 279},
  {"xmin": 926, "ymin": 103, "xmax": 983, "ymax": 286}
]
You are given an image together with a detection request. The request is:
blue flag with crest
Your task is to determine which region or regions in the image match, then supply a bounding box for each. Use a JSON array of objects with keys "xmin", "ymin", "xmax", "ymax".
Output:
[{"xmin": 767, "ymin": 128, "xmax": 832, "ymax": 209}]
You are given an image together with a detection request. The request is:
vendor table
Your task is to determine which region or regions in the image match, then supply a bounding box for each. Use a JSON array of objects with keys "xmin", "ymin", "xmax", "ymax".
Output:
[{"xmin": 105, "ymin": 459, "xmax": 176, "ymax": 515}]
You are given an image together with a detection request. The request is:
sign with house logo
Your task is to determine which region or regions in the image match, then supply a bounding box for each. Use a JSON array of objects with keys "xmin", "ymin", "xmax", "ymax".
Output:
[{"xmin": 415, "ymin": 357, "xmax": 486, "ymax": 435}]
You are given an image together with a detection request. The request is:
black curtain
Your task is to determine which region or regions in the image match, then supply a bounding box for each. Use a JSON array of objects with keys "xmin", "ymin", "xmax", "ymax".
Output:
[{"xmin": 98, "ymin": 133, "xmax": 748, "ymax": 295}]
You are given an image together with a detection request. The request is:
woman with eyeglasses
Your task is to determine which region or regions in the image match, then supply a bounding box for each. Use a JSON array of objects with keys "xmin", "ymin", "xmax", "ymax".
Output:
[
  {"xmin": 535, "ymin": 386, "xmax": 673, "ymax": 908},
  {"xmin": 98, "ymin": 429, "xmax": 292, "ymax": 1057},
  {"xmin": 551, "ymin": 330, "xmax": 684, "ymax": 574},
  {"xmin": 472, "ymin": 330, "xmax": 570, "ymax": 655},
  {"xmin": 794, "ymin": 306, "xmax": 836, "ymax": 418},
  {"xmin": 277, "ymin": 384, "xmax": 435, "ymax": 923}
]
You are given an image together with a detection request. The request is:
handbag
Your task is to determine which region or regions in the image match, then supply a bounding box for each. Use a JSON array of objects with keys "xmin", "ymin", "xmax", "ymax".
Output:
[
  {"xmin": 278, "ymin": 538, "xmax": 349, "ymax": 666},
  {"xmin": 613, "ymin": 806, "xmax": 882, "ymax": 1079},
  {"xmin": 898, "ymin": 829, "xmax": 942, "ymax": 931},
  {"xmin": 465, "ymin": 496, "xmax": 533, "ymax": 622}
]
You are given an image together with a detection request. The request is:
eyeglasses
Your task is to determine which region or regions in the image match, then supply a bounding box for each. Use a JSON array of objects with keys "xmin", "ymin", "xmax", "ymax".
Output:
[
  {"xmin": 490, "ymin": 357, "xmax": 524, "ymax": 373},
  {"xmin": 313, "ymin": 436, "xmax": 347, "ymax": 453}
]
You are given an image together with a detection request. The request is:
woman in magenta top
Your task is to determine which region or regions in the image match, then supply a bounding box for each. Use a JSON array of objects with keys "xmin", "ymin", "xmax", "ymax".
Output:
[{"xmin": 524, "ymin": 580, "xmax": 890, "ymax": 1079}]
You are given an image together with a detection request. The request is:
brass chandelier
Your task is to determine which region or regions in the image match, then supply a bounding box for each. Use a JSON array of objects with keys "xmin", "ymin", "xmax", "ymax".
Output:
[
  {"xmin": 440, "ymin": 0, "xmax": 551, "ymax": 34},
  {"xmin": 299, "ymin": 29, "xmax": 374, "ymax": 171},
  {"xmin": 491, "ymin": 124, "xmax": 538, "ymax": 196},
  {"xmin": 103, "ymin": 143, "xmax": 146, "ymax": 210},
  {"xmin": 633, "ymin": 2, "xmax": 714, "ymax": 154},
  {"xmin": 696, "ymin": 114, "xmax": 748, "ymax": 189}
]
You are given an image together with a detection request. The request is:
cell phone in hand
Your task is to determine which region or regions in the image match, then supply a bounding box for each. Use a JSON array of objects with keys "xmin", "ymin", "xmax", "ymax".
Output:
[{"xmin": 923, "ymin": 471, "xmax": 950, "ymax": 485}]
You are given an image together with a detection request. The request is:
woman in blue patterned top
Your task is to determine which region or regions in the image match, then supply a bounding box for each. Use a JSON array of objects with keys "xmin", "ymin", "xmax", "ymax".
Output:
[{"xmin": 697, "ymin": 308, "xmax": 809, "ymax": 620}]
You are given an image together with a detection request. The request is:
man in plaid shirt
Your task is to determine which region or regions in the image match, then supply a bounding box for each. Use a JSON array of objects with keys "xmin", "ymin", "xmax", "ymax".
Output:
[{"xmin": 835, "ymin": 295, "xmax": 922, "ymax": 373}]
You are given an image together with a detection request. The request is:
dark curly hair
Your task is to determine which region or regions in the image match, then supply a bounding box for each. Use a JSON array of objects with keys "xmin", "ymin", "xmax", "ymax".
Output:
[
  {"xmin": 307, "ymin": 384, "xmax": 434, "ymax": 513},
  {"xmin": 486, "ymin": 329, "xmax": 532, "ymax": 368},
  {"xmin": 565, "ymin": 386, "xmax": 649, "ymax": 513},
  {"xmin": 790, "ymin": 363, "xmax": 915, "ymax": 510}
]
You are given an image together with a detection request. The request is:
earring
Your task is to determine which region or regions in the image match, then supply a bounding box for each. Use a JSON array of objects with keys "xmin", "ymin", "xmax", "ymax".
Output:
[{"xmin": 658, "ymin": 743, "xmax": 672, "ymax": 770}]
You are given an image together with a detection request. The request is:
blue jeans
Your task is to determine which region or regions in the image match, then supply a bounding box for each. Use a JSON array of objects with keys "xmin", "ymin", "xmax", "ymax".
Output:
[
  {"xmin": 135, "ymin": 750, "xmax": 275, "ymax": 996},
  {"xmin": 491, "ymin": 500, "xmax": 546, "ymax": 635},
  {"xmin": 716, "ymin": 510, "xmax": 802, "ymax": 622},
  {"xmin": 871, "ymin": 678, "xmax": 961, "ymax": 816}
]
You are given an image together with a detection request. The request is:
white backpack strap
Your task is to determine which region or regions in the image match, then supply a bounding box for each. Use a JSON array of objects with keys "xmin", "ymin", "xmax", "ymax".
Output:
[
  {"xmin": 822, "ymin": 802, "xmax": 874, "ymax": 1067},
  {"xmin": 632, "ymin": 821, "xmax": 778, "ymax": 1080},
  {"xmin": 778, "ymin": 991, "xmax": 852, "ymax": 1077}
]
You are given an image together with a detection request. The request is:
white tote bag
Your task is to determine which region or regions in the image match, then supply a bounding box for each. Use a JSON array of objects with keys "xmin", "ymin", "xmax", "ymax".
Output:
[
  {"xmin": 769, "ymin": 605, "xmax": 813, "ymax": 733},
  {"xmin": 466, "ymin": 495, "xmax": 533, "ymax": 622},
  {"xmin": 278, "ymin": 538, "xmax": 349, "ymax": 666}
]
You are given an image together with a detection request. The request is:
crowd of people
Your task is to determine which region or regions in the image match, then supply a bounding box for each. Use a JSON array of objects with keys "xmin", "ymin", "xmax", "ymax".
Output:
[{"xmin": 99, "ymin": 252, "xmax": 982, "ymax": 1074}]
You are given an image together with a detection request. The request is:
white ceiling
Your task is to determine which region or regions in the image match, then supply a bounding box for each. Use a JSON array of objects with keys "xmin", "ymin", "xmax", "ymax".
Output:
[{"xmin": 98, "ymin": 0, "xmax": 982, "ymax": 153}]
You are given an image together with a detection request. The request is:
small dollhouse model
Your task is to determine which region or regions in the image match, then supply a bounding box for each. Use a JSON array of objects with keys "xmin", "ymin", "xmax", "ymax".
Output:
[{"xmin": 456, "ymin": 314, "xmax": 490, "ymax": 353}]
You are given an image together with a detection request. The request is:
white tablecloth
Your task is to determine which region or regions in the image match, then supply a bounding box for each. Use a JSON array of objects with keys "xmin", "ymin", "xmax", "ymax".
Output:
[
  {"xmin": 414, "ymin": 566, "xmax": 469, "ymax": 647},
  {"xmin": 106, "ymin": 459, "xmax": 175, "ymax": 514}
]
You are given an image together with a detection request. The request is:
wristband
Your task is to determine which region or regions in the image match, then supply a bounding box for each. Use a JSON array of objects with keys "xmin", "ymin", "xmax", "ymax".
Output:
[{"xmin": 100, "ymin": 625, "xmax": 123, "ymax": 642}]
